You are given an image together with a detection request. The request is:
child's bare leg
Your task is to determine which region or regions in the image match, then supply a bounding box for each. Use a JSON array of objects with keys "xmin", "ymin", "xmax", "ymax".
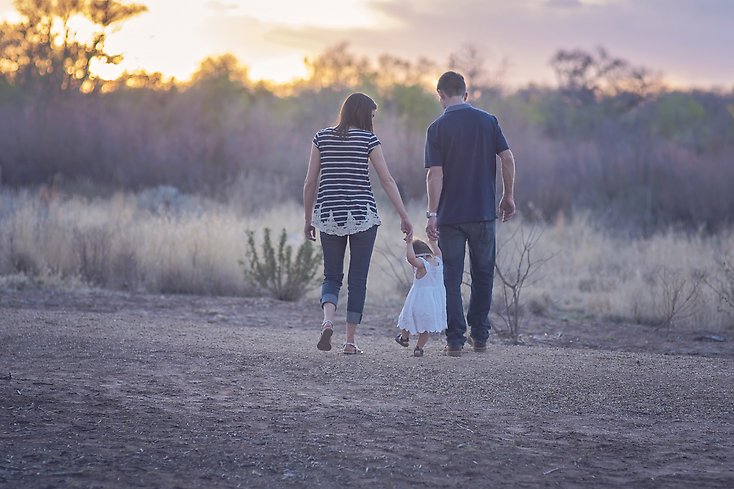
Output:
[
  {"xmin": 400, "ymin": 329, "xmax": 410, "ymax": 341},
  {"xmin": 416, "ymin": 332, "xmax": 429, "ymax": 349}
]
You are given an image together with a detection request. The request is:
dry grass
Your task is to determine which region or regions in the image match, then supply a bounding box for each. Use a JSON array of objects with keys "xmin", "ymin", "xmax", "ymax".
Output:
[{"xmin": 1, "ymin": 189, "xmax": 732, "ymax": 331}]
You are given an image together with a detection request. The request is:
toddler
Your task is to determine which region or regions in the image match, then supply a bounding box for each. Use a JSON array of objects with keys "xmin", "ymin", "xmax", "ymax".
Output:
[{"xmin": 395, "ymin": 237, "xmax": 447, "ymax": 356}]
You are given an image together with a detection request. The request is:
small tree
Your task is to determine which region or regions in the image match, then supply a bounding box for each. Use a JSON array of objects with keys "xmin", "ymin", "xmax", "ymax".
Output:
[
  {"xmin": 651, "ymin": 267, "xmax": 702, "ymax": 330},
  {"xmin": 704, "ymin": 257, "xmax": 734, "ymax": 323},
  {"xmin": 241, "ymin": 228, "xmax": 322, "ymax": 301},
  {"xmin": 1, "ymin": 0, "xmax": 147, "ymax": 93},
  {"xmin": 494, "ymin": 222, "xmax": 551, "ymax": 344}
]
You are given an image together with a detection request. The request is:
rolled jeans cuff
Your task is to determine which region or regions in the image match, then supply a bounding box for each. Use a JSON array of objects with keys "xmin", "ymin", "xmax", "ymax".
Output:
[
  {"xmin": 346, "ymin": 310, "xmax": 363, "ymax": 324},
  {"xmin": 320, "ymin": 293, "xmax": 338, "ymax": 309}
]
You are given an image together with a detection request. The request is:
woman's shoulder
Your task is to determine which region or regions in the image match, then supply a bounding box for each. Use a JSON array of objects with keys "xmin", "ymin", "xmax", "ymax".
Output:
[
  {"xmin": 347, "ymin": 128, "xmax": 378, "ymax": 140},
  {"xmin": 316, "ymin": 127, "xmax": 336, "ymax": 137}
]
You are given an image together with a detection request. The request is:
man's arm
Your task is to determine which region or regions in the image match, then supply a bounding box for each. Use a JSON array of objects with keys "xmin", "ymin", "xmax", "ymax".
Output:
[
  {"xmin": 498, "ymin": 149, "xmax": 516, "ymax": 222},
  {"xmin": 426, "ymin": 166, "xmax": 443, "ymax": 240}
]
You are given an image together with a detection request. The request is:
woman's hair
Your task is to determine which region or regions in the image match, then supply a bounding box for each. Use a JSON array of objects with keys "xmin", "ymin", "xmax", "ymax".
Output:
[
  {"xmin": 412, "ymin": 239, "xmax": 433, "ymax": 256},
  {"xmin": 334, "ymin": 92, "xmax": 377, "ymax": 136}
]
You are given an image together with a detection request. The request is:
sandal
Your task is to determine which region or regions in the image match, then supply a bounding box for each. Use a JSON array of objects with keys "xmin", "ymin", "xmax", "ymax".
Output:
[
  {"xmin": 317, "ymin": 320, "xmax": 334, "ymax": 351},
  {"xmin": 413, "ymin": 346, "xmax": 424, "ymax": 357},
  {"xmin": 395, "ymin": 333, "xmax": 409, "ymax": 348},
  {"xmin": 343, "ymin": 342, "xmax": 363, "ymax": 355}
]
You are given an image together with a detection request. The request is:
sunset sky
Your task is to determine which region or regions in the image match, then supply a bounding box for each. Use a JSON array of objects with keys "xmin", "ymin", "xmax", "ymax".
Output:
[{"xmin": 1, "ymin": 0, "xmax": 732, "ymax": 87}]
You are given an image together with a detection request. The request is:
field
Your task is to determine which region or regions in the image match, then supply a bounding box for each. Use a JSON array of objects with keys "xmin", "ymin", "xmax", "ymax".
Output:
[
  {"xmin": 1, "ymin": 190, "xmax": 733, "ymax": 332},
  {"xmin": 2, "ymin": 191, "xmax": 734, "ymax": 487}
]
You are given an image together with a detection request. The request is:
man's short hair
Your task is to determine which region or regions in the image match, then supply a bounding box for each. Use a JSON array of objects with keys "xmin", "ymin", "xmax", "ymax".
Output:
[{"xmin": 437, "ymin": 71, "xmax": 466, "ymax": 97}]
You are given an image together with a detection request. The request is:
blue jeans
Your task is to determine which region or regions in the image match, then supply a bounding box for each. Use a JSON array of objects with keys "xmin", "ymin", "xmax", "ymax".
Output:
[
  {"xmin": 439, "ymin": 220, "xmax": 497, "ymax": 348},
  {"xmin": 319, "ymin": 225, "xmax": 378, "ymax": 324}
]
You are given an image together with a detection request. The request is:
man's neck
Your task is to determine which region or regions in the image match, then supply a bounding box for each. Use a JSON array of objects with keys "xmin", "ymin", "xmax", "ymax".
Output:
[{"xmin": 443, "ymin": 96, "xmax": 467, "ymax": 109}]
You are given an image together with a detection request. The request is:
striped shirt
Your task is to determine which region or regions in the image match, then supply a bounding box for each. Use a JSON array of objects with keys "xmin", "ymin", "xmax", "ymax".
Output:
[{"xmin": 311, "ymin": 128, "xmax": 382, "ymax": 236}]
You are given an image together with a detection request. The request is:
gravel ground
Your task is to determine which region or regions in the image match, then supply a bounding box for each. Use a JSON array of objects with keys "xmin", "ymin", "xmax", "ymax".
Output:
[{"xmin": 1, "ymin": 289, "xmax": 733, "ymax": 488}]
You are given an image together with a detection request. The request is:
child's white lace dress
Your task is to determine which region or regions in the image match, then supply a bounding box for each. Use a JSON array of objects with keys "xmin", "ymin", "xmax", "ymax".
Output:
[{"xmin": 397, "ymin": 256, "xmax": 447, "ymax": 334}]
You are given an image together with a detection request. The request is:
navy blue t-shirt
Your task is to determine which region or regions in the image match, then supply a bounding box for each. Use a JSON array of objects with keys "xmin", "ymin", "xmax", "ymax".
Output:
[{"xmin": 424, "ymin": 103, "xmax": 509, "ymax": 225}]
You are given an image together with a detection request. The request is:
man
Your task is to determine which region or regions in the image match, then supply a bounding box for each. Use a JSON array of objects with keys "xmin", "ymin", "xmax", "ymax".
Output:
[{"xmin": 425, "ymin": 71, "xmax": 516, "ymax": 357}]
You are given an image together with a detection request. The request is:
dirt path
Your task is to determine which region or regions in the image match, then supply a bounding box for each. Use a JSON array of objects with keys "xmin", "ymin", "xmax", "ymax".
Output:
[{"xmin": 1, "ymin": 290, "xmax": 733, "ymax": 488}]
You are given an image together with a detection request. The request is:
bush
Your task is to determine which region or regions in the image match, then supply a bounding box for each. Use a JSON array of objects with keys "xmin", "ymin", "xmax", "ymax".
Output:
[{"xmin": 242, "ymin": 228, "xmax": 322, "ymax": 301}]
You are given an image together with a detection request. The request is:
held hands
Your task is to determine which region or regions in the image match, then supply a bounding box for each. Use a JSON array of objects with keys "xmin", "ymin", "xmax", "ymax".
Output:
[
  {"xmin": 425, "ymin": 216, "xmax": 439, "ymax": 241},
  {"xmin": 499, "ymin": 195, "xmax": 516, "ymax": 222},
  {"xmin": 400, "ymin": 217, "xmax": 413, "ymax": 242}
]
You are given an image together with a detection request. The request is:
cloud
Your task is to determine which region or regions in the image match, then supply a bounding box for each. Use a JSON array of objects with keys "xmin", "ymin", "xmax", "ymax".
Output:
[
  {"xmin": 205, "ymin": 1, "xmax": 239, "ymax": 14},
  {"xmin": 544, "ymin": 0, "xmax": 583, "ymax": 8},
  {"xmin": 272, "ymin": 0, "xmax": 734, "ymax": 87},
  {"xmin": 98, "ymin": 0, "xmax": 734, "ymax": 87}
]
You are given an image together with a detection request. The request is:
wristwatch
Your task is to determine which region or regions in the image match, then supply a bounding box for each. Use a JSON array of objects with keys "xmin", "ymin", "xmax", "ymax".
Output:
[{"xmin": 426, "ymin": 211, "xmax": 437, "ymax": 218}]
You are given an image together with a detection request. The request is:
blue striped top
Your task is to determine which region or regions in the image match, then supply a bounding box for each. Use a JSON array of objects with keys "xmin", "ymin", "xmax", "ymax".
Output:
[{"xmin": 311, "ymin": 128, "xmax": 382, "ymax": 236}]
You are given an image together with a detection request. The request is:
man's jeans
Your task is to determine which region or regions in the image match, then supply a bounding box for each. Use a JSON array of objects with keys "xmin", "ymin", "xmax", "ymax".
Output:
[
  {"xmin": 319, "ymin": 225, "xmax": 378, "ymax": 325},
  {"xmin": 439, "ymin": 220, "xmax": 497, "ymax": 348}
]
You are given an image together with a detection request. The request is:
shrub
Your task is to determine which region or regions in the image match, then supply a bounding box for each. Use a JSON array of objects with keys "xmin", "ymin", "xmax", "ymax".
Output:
[
  {"xmin": 494, "ymin": 221, "xmax": 552, "ymax": 344},
  {"xmin": 242, "ymin": 228, "xmax": 322, "ymax": 301},
  {"xmin": 705, "ymin": 257, "xmax": 734, "ymax": 323}
]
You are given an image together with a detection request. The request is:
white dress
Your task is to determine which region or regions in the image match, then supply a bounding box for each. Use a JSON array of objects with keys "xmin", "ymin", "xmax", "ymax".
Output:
[{"xmin": 397, "ymin": 256, "xmax": 447, "ymax": 334}]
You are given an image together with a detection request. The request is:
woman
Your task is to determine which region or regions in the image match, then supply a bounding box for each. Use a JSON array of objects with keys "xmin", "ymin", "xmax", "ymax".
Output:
[{"xmin": 303, "ymin": 92, "xmax": 413, "ymax": 354}]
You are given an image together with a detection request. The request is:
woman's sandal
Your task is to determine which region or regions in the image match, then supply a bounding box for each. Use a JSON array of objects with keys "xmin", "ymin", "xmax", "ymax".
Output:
[
  {"xmin": 413, "ymin": 346, "xmax": 424, "ymax": 357},
  {"xmin": 395, "ymin": 333, "xmax": 409, "ymax": 347},
  {"xmin": 343, "ymin": 342, "xmax": 363, "ymax": 355},
  {"xmin": 317, "ymin": 320, "xmax": 334, "ymax": 351}
]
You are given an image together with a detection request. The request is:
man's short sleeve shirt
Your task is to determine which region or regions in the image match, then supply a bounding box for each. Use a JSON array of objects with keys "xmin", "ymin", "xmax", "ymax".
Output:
[{"xmin": 424, "ymin": 103, "xmax": 509, "ymax": 225}]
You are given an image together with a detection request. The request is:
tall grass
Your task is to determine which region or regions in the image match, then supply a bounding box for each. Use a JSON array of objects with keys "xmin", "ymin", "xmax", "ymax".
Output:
[{"xmin": 1, "ymin": 188, "xmax": 732, "ymax": 331}]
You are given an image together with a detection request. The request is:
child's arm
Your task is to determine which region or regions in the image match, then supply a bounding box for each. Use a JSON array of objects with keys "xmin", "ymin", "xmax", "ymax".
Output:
[
  {"xmin": 405, "ymin": 238, "xmax": 425, "ymax": 270},
  {"xmin": 428, "ymin": 237, "xmax": 442, "ymax": 259}
]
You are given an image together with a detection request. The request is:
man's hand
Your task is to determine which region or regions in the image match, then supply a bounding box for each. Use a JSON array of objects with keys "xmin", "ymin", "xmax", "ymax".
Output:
[
  {"xmin": 499, "ymin": 195, "xmax": 516, "ymax": 222},
  {"xmin": 426, "ymin": 216, "xmax": 439, "ymax": 241}
]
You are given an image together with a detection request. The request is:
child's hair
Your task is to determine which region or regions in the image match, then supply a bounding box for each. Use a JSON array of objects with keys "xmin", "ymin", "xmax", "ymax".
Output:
[{"xmin": 412, "ymin": 239, "xmax": 433, "ymax": 256}]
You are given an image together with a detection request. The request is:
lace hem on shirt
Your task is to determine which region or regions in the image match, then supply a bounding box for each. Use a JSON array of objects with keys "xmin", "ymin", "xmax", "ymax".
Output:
[{"xmin": 312, "ymin": 206, "xmax": 381, "ymax": 236}]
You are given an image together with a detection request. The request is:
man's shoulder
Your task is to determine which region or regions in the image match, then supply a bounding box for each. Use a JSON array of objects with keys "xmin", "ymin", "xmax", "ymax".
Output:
[{"xmin": 468, "ymin": 106, "xmax": 499, "ymax": 122}]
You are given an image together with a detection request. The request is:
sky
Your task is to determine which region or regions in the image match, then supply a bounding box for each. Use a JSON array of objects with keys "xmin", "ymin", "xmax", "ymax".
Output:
[{"xmin": 1, "ymin": 0, "xmax": 732, "ymax": 88}]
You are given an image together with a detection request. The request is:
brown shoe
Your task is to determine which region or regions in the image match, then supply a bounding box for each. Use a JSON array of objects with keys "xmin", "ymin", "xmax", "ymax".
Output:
[
  {"xmin": 468, "ymin": 336, "xmax": 487, "ymax": 352},
  {"xmin": 445, "ymin": 345, "xmax": 462, "ymax": 357}
]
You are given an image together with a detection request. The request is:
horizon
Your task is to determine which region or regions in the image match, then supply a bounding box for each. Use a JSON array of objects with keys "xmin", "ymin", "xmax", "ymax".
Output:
[{"xmin": 1, "ymin": 0, "xmax": 732, "ymax": 89}]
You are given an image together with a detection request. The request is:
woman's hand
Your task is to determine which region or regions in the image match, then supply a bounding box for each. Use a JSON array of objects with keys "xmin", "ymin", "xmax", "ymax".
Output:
[
  {"xmin": 304, "ymin": 222, "xmax": 317, "ymax": 241},
  {"xmin": 401, "ymin": 217, "xmax": 413, "ymax": 242}
]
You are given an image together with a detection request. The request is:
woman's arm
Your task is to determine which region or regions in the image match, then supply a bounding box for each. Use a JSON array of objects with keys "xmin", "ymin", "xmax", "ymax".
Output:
[
  {"xmin": 303, "ymin": 143, "xmax": 320, "ymax": 241},
  {"xmin": 369, "ymin": 145, "xmax": 413, "ymax": 240}
]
